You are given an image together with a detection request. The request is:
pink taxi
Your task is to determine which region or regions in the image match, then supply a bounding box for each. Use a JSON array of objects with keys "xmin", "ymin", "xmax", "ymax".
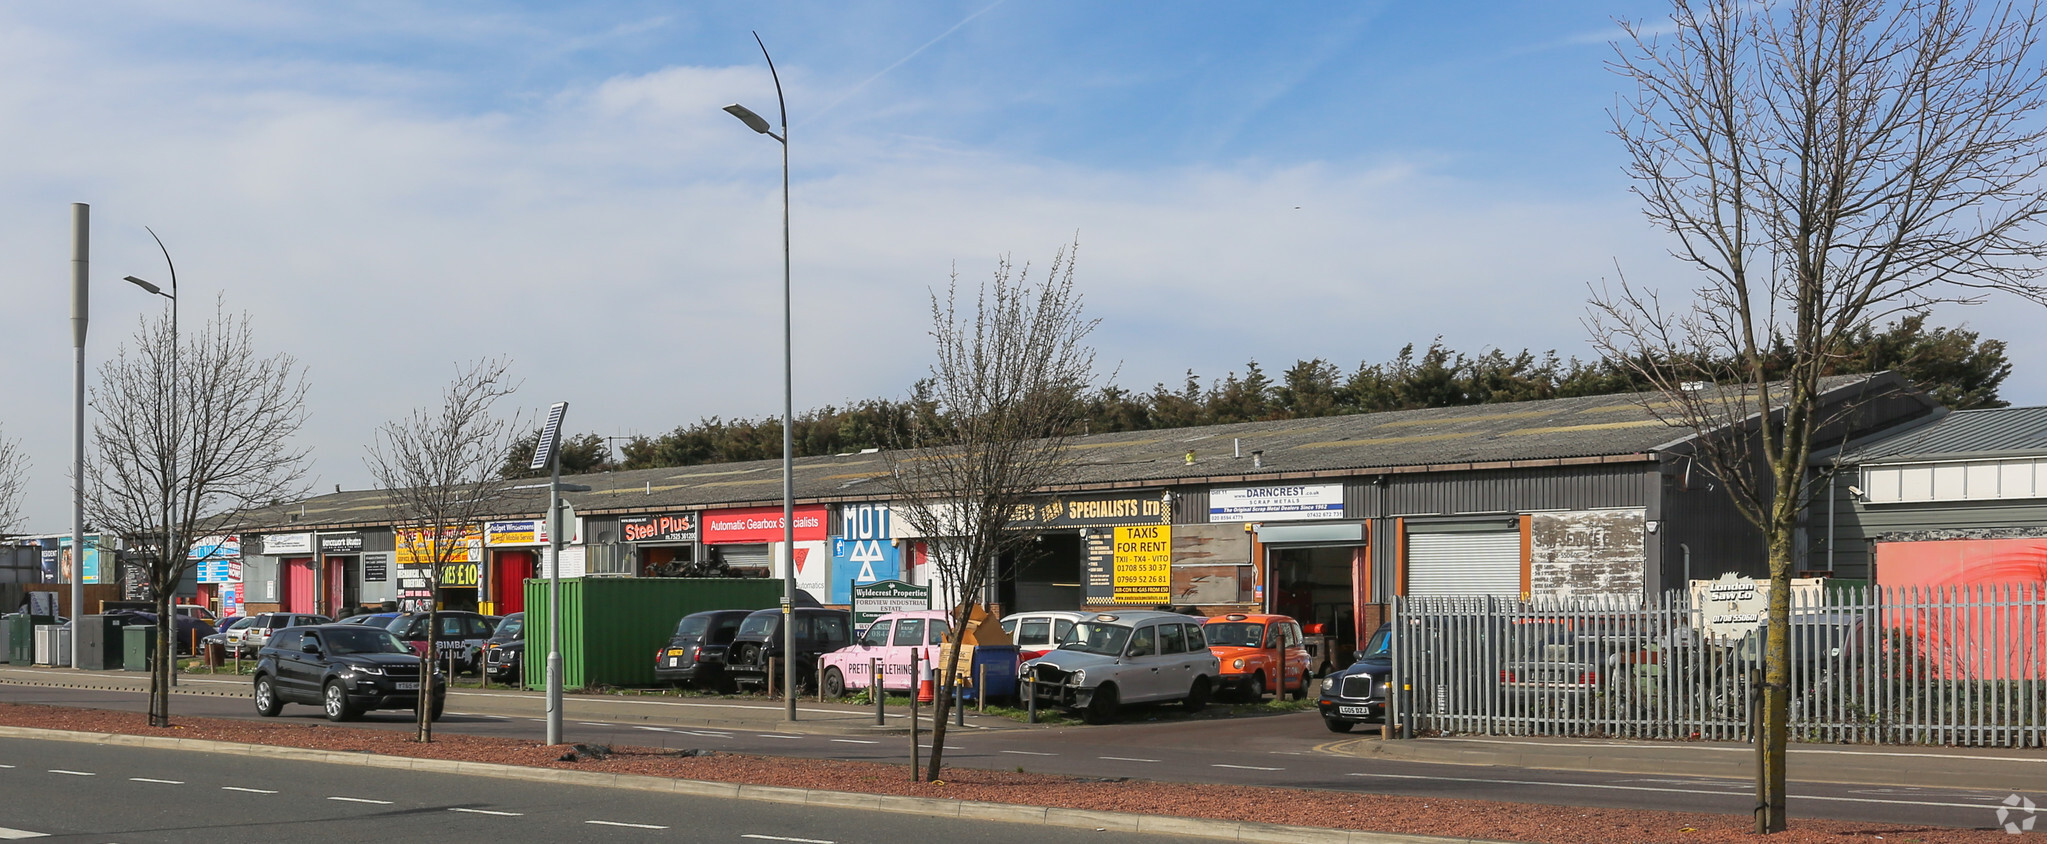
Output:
[{"xmin": 817, "ymin": 610, "xmax": 952, "ymax": 698}]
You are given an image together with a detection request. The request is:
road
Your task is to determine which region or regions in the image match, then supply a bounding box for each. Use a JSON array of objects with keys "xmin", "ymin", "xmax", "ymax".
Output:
[
  {"xmin": 0, "ymin": 736, "xmax": 1213, "ymax": 842},
  {"xmin": 0, "ymin": 680, "xmax": 2031, "ymax": 832}
]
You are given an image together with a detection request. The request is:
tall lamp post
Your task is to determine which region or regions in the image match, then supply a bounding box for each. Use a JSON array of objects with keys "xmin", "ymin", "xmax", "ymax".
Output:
[
  {"xmin": 724, "ymin": 31, "xmax": 797, "ymax": 723},
  {"xmin": 125, "ymin": 228, "xmax": 179, "ymax": 601}
]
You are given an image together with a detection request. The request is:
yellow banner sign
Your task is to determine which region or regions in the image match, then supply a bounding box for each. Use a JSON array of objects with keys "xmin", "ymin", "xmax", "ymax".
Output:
[
  {"xmin": 394, "ymin": 526, "xmax": 482, "ymax": 569},
  {"xmin": 1112, "ymin": 524, "xmax": 1171, "ymax": 604}
]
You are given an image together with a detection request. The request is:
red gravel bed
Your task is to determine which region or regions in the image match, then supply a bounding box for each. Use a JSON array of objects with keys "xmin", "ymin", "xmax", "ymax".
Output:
[{"xmin": 0, "ymin": 702, "xmax": 2011, "ymax": 843}]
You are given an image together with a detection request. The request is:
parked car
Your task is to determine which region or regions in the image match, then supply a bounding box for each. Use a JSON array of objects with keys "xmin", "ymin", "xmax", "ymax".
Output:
[
  {"xmin": 653, "ymin": 609, "xmax": 752, "ymax": 690},
  {"xmin": 999, "ymin": 610, "xmax": 1088, "ymax": 661},
  {"xmin": 1201, "ymin": 612, "xmax": 1314, "ymax": 701},
  {"xmin": 482, "ymin": 612, "xmax": 525, "ymax": 685},
  {"xmin": 231, "ymin": 612, "xmax": 331, "ymax": 657},
  {"xmin": 252, "ymin": 624, "xmax": 446, "ymax": 722},
  {"xmin": 818, "ymin": 609, "xmax": 952, "ymax": 698},
  {"xmin": 339, "ymin": 612, "xmax": 399, "ymax": 627},
  {"xmin": 385, "ymin": 611, "xmax": 495, "ymax": 673},
  {"xmin": 1318, "ymin": 623, "xmax": 1392, "ymax": 732},
  {"xmin": 724, "ymin": 607, "xmax": 853, "ymax": 693},
  {"xmin": 1021, "ymin": 610, "xmax": 1221, "ymax": 724}
]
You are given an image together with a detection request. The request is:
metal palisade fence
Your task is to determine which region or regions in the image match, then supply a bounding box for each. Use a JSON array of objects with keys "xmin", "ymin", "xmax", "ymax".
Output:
[{"xmin": 1390, "ymin": 584, "xmax": 2047, "ymax": 747}]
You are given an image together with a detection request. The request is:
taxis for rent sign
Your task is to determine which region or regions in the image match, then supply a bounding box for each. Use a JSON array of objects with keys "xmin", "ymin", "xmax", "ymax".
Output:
[{"xmin": 1112, "ymin": 525, "xmax": 1172, "ymax": 604}]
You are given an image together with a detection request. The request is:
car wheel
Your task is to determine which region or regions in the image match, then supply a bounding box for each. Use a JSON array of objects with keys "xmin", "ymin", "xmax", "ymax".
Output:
[
  {"xmin": 323, "ymin": 681, "xmax": 359, "ymax": 722},
  {"xmin": 253, "ymin": 676, "xmax": 282, "ymax": 717},
  {"xmin": 1324, "ymin": 716, "xmax": 1355, "ymax": 733},
  {"xmin": 1245, "ymin": 673, "xmax": 1266, "ymax": 703},
  {"xmin": 1288, "ymin": 669, "xmax": 1310, "ymax": 701},
  {"xmin": 1182, "ymin": 676, "xmax": 1212, "ymax": 712},
  {"xmin": 1082, "ymin": 684, "xmax": 1121, "ymax": 725},
  {"xmin": 821, "ymin": 668, "xmax": 846, "ymax": 699},
  {"xmin": 428, "ymin": 696, "xmax": 445, "ymax": 722}
]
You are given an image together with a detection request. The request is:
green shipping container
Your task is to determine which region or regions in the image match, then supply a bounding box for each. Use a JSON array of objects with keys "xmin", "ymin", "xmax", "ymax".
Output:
[{"xmin": 523, "ymin": 578, "xmax": 782, "ymax": 690}]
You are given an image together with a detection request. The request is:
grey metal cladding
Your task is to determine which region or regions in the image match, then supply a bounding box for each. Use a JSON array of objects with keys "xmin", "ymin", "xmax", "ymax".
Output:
[{"xmin": 1848, "ymin": 405, "xmax": 2047, "ymax": 463}]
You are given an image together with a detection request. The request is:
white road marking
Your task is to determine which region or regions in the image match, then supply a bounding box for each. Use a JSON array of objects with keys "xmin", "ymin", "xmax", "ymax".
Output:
[
  {"xmin": 1000, "ymin": 750, "xmax": 1056, "ymax": 756},
  {"xmin": 129, "ymin": 777, "xmax": 184, "ymax": 784},
  {"xmin": 47, "ymin": 770, "xmax": 94, "ymax": 776},
  {"xmin": 0, "ymin": 826, "xmax": 49, "ymax": 839},
  {"xmin": 0, "ymin": 764, "xmax": 14, "ymax": 768},
  {"xmin": 578, "ymin": 722, "xmax": 609, "ymax": 727},
  {"xmin": 682, "ymin": 730, "xmax": 732, "ymax": 738},
  {"xmin": 830, "ymin": 739, "xmax": 879, "ymax": 745},
  {"xmin": 1099, "ymin": 756, "xmax": 1160, "ymax": 763},
  {"xmin": 1345, "ymin": 773, "xmax": 2010, "ymax": 810},
  {"xmin": 755, "ymin": 734, "xmax": 802, "ymax": 740},
  {"xmin": 743, "ymin": 835, "xmax": 835, "ymax": 843},
  {"xmin": 1212, "ymin": 764, "xmax": 1283, "ymax": 771},
  {"xmin": 586, "ymin": 820, "xmax": 668, "ymax": 829},
  {"xmin": 221, "ymin": 786, "xmax": 276, "ymax": 794},
  {"xmin": 449, "ymin": 808, "xmax": 523, "ymax": 816},
  {"xmin": 328, "ymin": 797, "xmax": 394, "ymax": 804}
]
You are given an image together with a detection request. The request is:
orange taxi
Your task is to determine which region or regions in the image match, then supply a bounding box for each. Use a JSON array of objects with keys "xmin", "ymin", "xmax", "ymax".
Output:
[{"xmin": 1201, "ymin": 612, "xmax": 1314, "ymax": 701}]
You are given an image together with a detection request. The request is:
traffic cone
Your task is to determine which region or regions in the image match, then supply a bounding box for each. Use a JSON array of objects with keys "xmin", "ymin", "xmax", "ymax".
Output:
[{"xmin": 917, "ymin": 657, "xmax": 936, "ymax": 704}]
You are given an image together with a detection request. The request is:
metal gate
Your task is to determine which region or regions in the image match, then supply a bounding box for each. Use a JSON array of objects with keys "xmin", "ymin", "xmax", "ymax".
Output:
[{"xmin": 1391, "ymin": 584, "xmax": 2047, "ymax": 747}]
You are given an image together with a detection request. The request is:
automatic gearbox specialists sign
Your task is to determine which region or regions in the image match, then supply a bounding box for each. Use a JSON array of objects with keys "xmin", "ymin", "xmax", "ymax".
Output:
[{"xmin": 1112, "ymin": 525, "xmax": 1172, "ymax": 604}]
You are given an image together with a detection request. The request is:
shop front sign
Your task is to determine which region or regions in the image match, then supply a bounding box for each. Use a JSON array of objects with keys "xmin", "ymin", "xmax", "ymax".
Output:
[
  {"xmin": 620, "ymin": 513, "xmax": 698, "ymax": 544},
  {"xmin": 318, "ymin": 532, "xmax": 363, "ymax": 554},
  {"xmin": 1027, "ymin": 494, "xmax": 1166, "ymax": 527},
  {"xmin": 190, "ymin": 535, "xmax": 242, "ymax": 584},
  {"xmin": 1209, "ymin": 483, "xmax": 1344, "ymax": 522},
  {"xmin": 486, "ymin": 520, "xmax": 541, "ymax": 547},
  {"xmin": 1112, "ymin": 525, "xmax": 1172, "ymax": 604},
  {"xmin": 831, "ymin": 503, "xmax": 900, "ymax": 604},
  {"xmin": 851, "ymin": 580, "xmax": 930, "ymax": 627},
  {"xmin": 702, "ymin": 505, "xmax": 827, "ymax": 544},
  {"xmin": 394, "ymin": 526, "xmax": 482, "ymax": 567},
  {"xmin": 262, "ymin": 533, "xmax": 315, "ymax": 555},
  {"xmin": 362, "ymin": 552, "xmax": 391, "ymax": 583}
]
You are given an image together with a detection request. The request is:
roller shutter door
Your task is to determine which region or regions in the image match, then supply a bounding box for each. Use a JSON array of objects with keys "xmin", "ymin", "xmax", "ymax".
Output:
[
  {"xmin": 715, "ymin": 543, "xmax": 772, "ymax": 574},
  {"xmin": 1406, "ymin": 530, "xmax": 1521, "ymax": 598}
]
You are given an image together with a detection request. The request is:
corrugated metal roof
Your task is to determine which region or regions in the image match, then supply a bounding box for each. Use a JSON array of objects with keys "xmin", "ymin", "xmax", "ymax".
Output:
[
  {"xmin": 1846, "ymin": 405, "xmax": 2047, "ymax": 463},
  {"xmin": 237, "ymin": 372, "xmax": 1904, "ymax": 531}
]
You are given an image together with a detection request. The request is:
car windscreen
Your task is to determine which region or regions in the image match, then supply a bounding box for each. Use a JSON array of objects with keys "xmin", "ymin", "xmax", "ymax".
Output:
[
  {"xmin": 497, "ymin": 615, "xmax": 523, "ymax": 639},
  {"xmin": 1202, "ymin": 622, "xmax": 1265, "ymax": 648},
  {"xmin": 323, "ymin": 627, "xmax": 412, "ymax": 655},
  {"xmin": 1060, "ymin": 622, "xmax": 1133, "ymax": 656},
  {"xmin": 737, "ymin": 614, "xmax": 777, "ymax": 639},
  {"xmin": 1361, "ymin": 627, "xmax": 1392, "ymax": 660},
  {"xmin": 674, "ymin": 615, "xmax": 710, "ymax": 639}
]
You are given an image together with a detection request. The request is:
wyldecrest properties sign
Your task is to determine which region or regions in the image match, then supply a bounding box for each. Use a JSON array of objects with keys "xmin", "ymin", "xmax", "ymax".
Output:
[{"xmin": 851, "ymin": 579, "xmax": 930, "ymax": 627}]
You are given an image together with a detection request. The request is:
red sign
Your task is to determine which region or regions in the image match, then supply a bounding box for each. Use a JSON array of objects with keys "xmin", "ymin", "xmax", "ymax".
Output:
[{"xmin": 702, "ymin": 505, "xmax": 828, "ymax": 544}]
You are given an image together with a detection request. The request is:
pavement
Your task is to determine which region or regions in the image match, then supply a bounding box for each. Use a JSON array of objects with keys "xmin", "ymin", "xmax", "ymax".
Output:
[{"xmin": 0, "ymin": 663, "xmax": 1003, "ymax": 736}]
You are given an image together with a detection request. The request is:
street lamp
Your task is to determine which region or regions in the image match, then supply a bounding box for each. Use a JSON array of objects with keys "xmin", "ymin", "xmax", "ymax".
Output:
[
  {"xmin": 725, "ymin": 31, "xmax": 798, "ymax": 723},
  {"xmin": 125, "ymin": 228, "xmax": 178, "ymax": 715}
]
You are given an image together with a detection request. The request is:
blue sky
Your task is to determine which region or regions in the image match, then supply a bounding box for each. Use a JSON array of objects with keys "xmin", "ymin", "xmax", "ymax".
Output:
[{"xmin": 2, "ymin": 1, "xmax": 2038, "ymax": 532}]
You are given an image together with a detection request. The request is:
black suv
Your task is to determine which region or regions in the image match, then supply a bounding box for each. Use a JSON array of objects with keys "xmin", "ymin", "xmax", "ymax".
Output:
[
  {"xmin": 253, "ymin": 624, "xmax": 447, "ymax": 722},
  {"xmin": 724, "ymin": 607, "xmax": 852, "ymax": 693},
  {"xmin": 654, "ymin": 609, "xmax": 753, "ymax": 690},
  {"xmin": 482, "ymin": 612, "xmax": 524, "ymax": 685},
  {"xmin": 1317, "ymin": 623, "xmax": 1392, "ymax": 733}
]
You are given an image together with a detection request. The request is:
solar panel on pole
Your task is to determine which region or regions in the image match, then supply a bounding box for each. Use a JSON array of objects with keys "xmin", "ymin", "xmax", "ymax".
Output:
[{"xmin": 531, "ymin": 402, "xmax": 568, "ymax": 471}]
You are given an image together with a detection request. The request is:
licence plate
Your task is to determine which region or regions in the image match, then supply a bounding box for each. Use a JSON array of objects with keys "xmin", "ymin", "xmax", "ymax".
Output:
[
  {"xmin": 397, "ymin": 682, "xmax": 420, "ymax": 691},
  {"xmin": 1338, "ymin": 705, "xmax": 1370, "ymax": 716},
  {"xmin": 666, "ymin": 649, "xmax": 685, "ymax": 656}
]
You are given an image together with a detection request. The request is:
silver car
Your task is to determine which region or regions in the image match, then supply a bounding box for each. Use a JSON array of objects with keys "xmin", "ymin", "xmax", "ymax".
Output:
[{"xmin": 1020, "ymin": 610, "xmax": 1220, "ymax": 724}]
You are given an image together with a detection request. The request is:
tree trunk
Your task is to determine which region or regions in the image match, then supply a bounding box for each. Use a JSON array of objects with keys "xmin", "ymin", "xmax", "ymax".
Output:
[
  {"xmin": 1755, "ymin": 425, "xmax": 1806, "ymax": 834},
  {"xmin": 417, "ymin": 608, "xmax": 436, "ymax": 742},
  {"xmin": 151, "ymin": 590, "xmax": 173, "ymax": 728},
  {"xmin": 923, "ymin": 601, "xmax": 974, "ymax": 783}
]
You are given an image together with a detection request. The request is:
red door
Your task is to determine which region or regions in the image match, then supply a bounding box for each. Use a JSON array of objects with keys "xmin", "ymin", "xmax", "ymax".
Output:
[
  {"xmin": 324, "ymin": 559, "xmax": 344, "ymax": 616},
  {"xmin": 494, "ymin": 550, "xmax": 534, "ymax": 614},
  {"xmin": 283, "ymin": 558, "xmax": 315, "ymax": 612}
]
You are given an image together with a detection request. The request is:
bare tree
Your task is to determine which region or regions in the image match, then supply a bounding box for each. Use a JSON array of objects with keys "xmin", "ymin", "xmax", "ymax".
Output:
[
  {"xmin": 87, "ymin": 298, "xmax": 311, "ymax": 728},
  {"xmin": 885, "ymin": 240, "xmax": 1098, "ymax": 782},
  {"xmin": 363, "ymin": 357, "xmax": 522, "ymax": 742},
  {"xmin": 1596, "ymin": 0, "xmax": 2047, "ymax": 831},
  {"xmin": 0, "ymin": 424, "xmax": 25, "ymax": 535}
]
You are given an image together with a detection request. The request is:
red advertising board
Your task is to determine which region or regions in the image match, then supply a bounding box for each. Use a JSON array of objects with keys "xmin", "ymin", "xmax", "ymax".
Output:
[
  {"xmin": 702, "ymin": 505, "xmax": 828, "ymax": 544},
  {"xmin": 1877, "ymin": 537, "xmax": 2047, "ymax": 680}
]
